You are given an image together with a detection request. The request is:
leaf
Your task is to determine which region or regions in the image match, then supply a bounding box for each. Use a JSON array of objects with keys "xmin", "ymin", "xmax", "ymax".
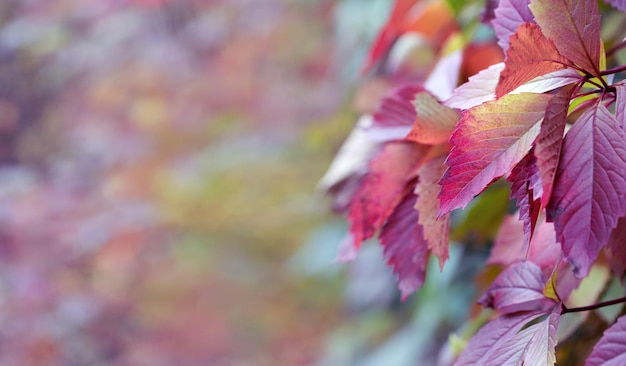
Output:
[
  {"xmin": 454, "ymin": 308, "xmax": 560, "ymax": 366},
  {"xmin": 366, "ymin": 84, "xmax": 425, "ymax": 142},
  {"xmin": 535, "ymin": 85, "xmax": 574, "ymax": 207},
  {"xmin": 585, "ymin": 315, "xmax": 626, "ymax": 366},
  {"xmin": 318, "ymin": 115, "xmax": 381, "ymax": 212},
  {"xmin": 439, "ymin": 92, "xmax": 553, "ymax": 215},
  {"xmin": 492, "ymin": 0, "xmax": 535, "ymax": 52},
  {"xmin": 547, "ymin": 103, "xmax": 626, "ymax": 278},
  {"xmin": 348, "ymin": 141, "xmax": 430, "ymax": 250},
  {"xmin": 508, "ymin": 68, "xmax": 581, "ymax": 95},
  {"xmin": 616, "ymin": 82, "xmax": 626, "ymax": 130},
  {"xmin": 479, "ymin": 261, "xmax": 556, "ymax": 314},
  {"xmin": 606, "ymin": 216, "xmax": 626, "ymax": 279},
  {"xmin": 507, "ymin": 150, "xmax": 542, "ymax": 245},
  {"xmin": 379, "ymin": 186, "xmax": 429, "ymax": 299},
  {"xmin": 444, "ymin": 62, "xmax": 504, "ymax": 110},
  {"xmin": 529, "ymin": 0, "xmax": 602, "ymax": 76},
  {"xmin": 415, "ymin": 155, "xmax": 450, "ymax": 269},
  {"xmin": 605, "ymin": 0, "xmax": 626, "ymax": 13},
  {"xmin": 496, "ymin": 22, "xmax": 569, "ymax": 98},
  {"xmin": 424, "ymin": 49, "xmax": 463, "ymax": 101},
  {"xmin": 490, "ymin": 214, "xmax": 561, "ymax": 274},
  {"xmin": 406, "ymin": 92, "xmax": 460, "ymax": 145}
]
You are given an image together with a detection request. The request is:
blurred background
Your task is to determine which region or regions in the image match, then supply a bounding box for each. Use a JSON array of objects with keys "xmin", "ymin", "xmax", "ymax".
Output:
[{"xmin": 0, "ymin": 0, "xmax": 484, "ymax": 365}]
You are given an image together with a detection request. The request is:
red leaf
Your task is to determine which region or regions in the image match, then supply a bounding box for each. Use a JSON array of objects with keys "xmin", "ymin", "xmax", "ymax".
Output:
[
  {"xmin": 535, "ymin": 85, "xmax": 574, "ymax": 207},
  {"xmin": 379, "ymin": 187, "xmax": 429, "ymax": 299},
  {"xmin": 454, "ymin": 307, "xmax": 560, "ymax": 366},
  {"xmin": 529, "ymin": 0, "xmax": 602, "ymax": 76},
  {"xmin": 496, "ymin": 23, "xmax": 569, "ymax": 98},
  {"xmin": 406, "ymin": 92, "xmax": 460, "ymax": 145},
  {"xmin": 547, "ymin": 103, "xmax": 626, "ymax": 278},
  {"xmin": 348, "ymin": 142, "xmax": 429, "ymax": 251},
  {"xmin": 585, "ymin": 315, "xmax": 626, "ymax": 366},
  {"xmin": 415, "ymin": 155, "xmax": 450, "ymax": 269},
  {"xmin": 492, "ymin": 0, "xmax": 535, "ymax": 52},
  {"xmin": 439, "ymin": 92, "xmax": 553, "ymax": 215},
  {"xmin": 479, "ymin": 261, "xmax": 556, "ymax": 314}
]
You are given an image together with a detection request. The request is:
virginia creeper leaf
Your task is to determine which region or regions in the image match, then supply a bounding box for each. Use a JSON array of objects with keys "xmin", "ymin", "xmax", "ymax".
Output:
[
  {"xmin": 529, "ymin": 0, "xmax": 602, "ymax": 76},
  {"xmin": 479, "ymin": 261, "xmax": 556, "ymax": 314},
  {"xmin": 535, "ymin": 85, "xmax": 573, "ymax": 207},
  {"xmin": 444, "ymin": 62, "xmax": 504, "ymax": 110},
  {"xmin": 454, "ymin": 308, "xmax": 559, "ymax": 366},
  {"xmin": 367, "ymin": 84, "xmax": 424, "ymax": 142},
  {"xmin": 424, "ymin": 49, "xmax": 463, "ymax": 101},
  {"xmin": 585, "ymin": 314, "xmax": 626, "ymax": 366},
  {"xmin": 507, "ymin": 150, "xmax": 542, "ymax": 245},
  {"xmin": 415, "ymin": 155, "xmax": 450, "ymax": 269},
  {"xmin": 379, "ymin": 186, "xmax": 429, "ymax": 299},
  {"xmin": 605, "ymin": 0, "xmax": 626, "ymax": 13},
  {"xmin": 615, "ymin": 82, "xmax": 626, "ymax": 130},
  {"xmin": 318, "ymin": 115, "xmax": 381, "ymax": 212},
  {"xmin": 439, "ymin": 92, "xmax": 552, "ymax": 215},
  {"xmin": 492, "ymin": 0, "xmax": 535, "ymax": 52},
  {"xmin": 348, "ymin": 141, "xmax": 429, "ymax": 251},
  {"xmin": 508, "ymin": 68, "xmax": 580, "ymax": 95},
  {"xmin": 547, "ymin": 103, "xmax": 626, "ymax": 278},
  {"xmin": 406, "ymin": 92, "xmax": 460, "ymax": 145},
  {"xmin": 606, "ymin": 216, "xmax": 626, "ymax": 279},
  {"xmin": 496, "ymin": 22, "xmax": 569, "ymax": 98}
]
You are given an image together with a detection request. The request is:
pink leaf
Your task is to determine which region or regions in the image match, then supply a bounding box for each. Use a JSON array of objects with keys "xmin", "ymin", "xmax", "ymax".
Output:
[
  {"xmin": 406, "ymin": 92, "xmax": 460, "ymax": 145},
  {"xmin": 492, "ymin": 0, "xmax": 534, "ymax": 52},
  {"xmin": 444, "ymin": 62, "xmax": 503, "ymax": 110},
  {"xmin": 379, "ymin": 187, "xmax": 429, "ymax": 299},
  {"xmin": 535, "ymin": 85, "xmax": 574, "ymax": 207},
  {"xmin": 529, "ymin": 0, "xmax": 601, "ymax": 76},
  {"xmin": 366, "ymin": 84, "xmax": 425, "ymax": 142},
  {"xmin": 507, "ymin": 151, "xmax": 542, "ymax": 245},
  {"xmin": 439, "ymin": 92, "xmax": 553, "ymax": 215},
  {"xmin": 547, "ymin": 103, "xmax": 626, "ymax": 278},
  {"xmin": 479, "ymin": 261, "xmax": 556, "ymax": 314},
  {"xmin": 454, "ymin": 308, "xmax": 560, "ymax": 366},
  {"xmin": 348, "ymin": 142, "xmax": 429, "ymax": 251},
  {"xmin": 585, "ymin": 315, "xmax": 626, "ymax": 366},
  {"xmin": 496, "ymin": 22, "xmax": 569, "ymax": 98},
  {"xmin": 415, "ymin": 155, "xmax": 450, "ymax": 269}
]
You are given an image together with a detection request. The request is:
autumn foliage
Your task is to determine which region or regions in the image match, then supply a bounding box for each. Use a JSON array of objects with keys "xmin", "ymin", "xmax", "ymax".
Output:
[{"xmin": 321, "ymin": 0, "xmax": 626, "ymax": 364}]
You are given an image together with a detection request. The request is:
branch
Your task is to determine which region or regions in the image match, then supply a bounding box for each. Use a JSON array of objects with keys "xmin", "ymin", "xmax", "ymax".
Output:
[{"xmin": 562, "ymin": 295, "xmax": 626, "ymax": 314}]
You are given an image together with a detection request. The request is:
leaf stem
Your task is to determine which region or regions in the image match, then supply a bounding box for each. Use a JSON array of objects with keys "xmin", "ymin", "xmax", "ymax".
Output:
[
  {"xmin": 607, "ymin": 39, "xmax": 626, "ymax": 58},
  {"xmin": 600, "ymin": 64, "xmax": 626, "ymax": 76},
  {"xmin": 561, "ymin": 295, "xmax": 626, "ymax": 314}
]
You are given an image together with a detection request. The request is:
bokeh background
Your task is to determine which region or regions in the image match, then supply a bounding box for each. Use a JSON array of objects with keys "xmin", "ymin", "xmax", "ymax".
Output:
[{"xmin": 0, "ymin": 1, "xmax": 486, "ymax": 365}]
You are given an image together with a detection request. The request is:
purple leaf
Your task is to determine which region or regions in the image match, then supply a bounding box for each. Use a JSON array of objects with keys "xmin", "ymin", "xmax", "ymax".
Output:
[
  {"xmin": 380, "ymin": 187, "xmax": 429, "ymax": 299},
  {"xmin": 616, "ymin": 82, "xmax": 626, "ymax": 130},
  {"xmin": 529, "ymin": 0, "xmax": 602, "ymax": 76},
  {"xmin": 547, "ymin": 103, "xmax": 626, "ymax": 278},
  {"xmin": 492, "ymin": 0, "xmax": 534, "ymax": 52},
  {"xmin": 605, "ymin": 0, "xmax": 626, "ymax": 12},
  {"xmin": 606, "ymin": 217, "xmax": 626, "ymax": 279},
  {"xmin": 366, "ymin": 84, "xmax": 424, "ymax": 142},
  {"xmin": 479, "ymin": 261, "xmax": 556, "ymax": 314},
  {"xmin": 507, "ymin": 151, "xmax": 542, "ymax": 245},
  {"xmin": 481, "ymin": 0, "xmax": 501, "ymax": 24},
  {"xmin": 454, "ymin": 307, "xmax": 560, "ymax": 366},
  {"xmin": 535, "ymin": 85, "xmax": 573, "ymax": 207},
  {"xmin": 585, "ymin": 315, "xmax": 626, "ymax": 366},
  {"xmin": 444, "ymin": 62, "xmax": 504, "ymax": 110},
  {"xmin": 439, "ymin": 92, "xmax": 552, "ymax": 215}
]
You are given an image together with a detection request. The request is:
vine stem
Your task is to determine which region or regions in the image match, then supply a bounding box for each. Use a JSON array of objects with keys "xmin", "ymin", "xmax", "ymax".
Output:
[
  {"xmin": 600, "ymin": 64, "xmax": 626, "ymax": 76},
  {"xmin": 561, "ymin": 295, "xmax": 626, "ymax": 314}
]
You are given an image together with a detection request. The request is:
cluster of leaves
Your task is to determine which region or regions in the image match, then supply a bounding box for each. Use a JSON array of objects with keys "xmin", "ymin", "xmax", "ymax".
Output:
[{"xmin": 322, "ymin": 0, "xmax": 626, "ymax": 363}]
